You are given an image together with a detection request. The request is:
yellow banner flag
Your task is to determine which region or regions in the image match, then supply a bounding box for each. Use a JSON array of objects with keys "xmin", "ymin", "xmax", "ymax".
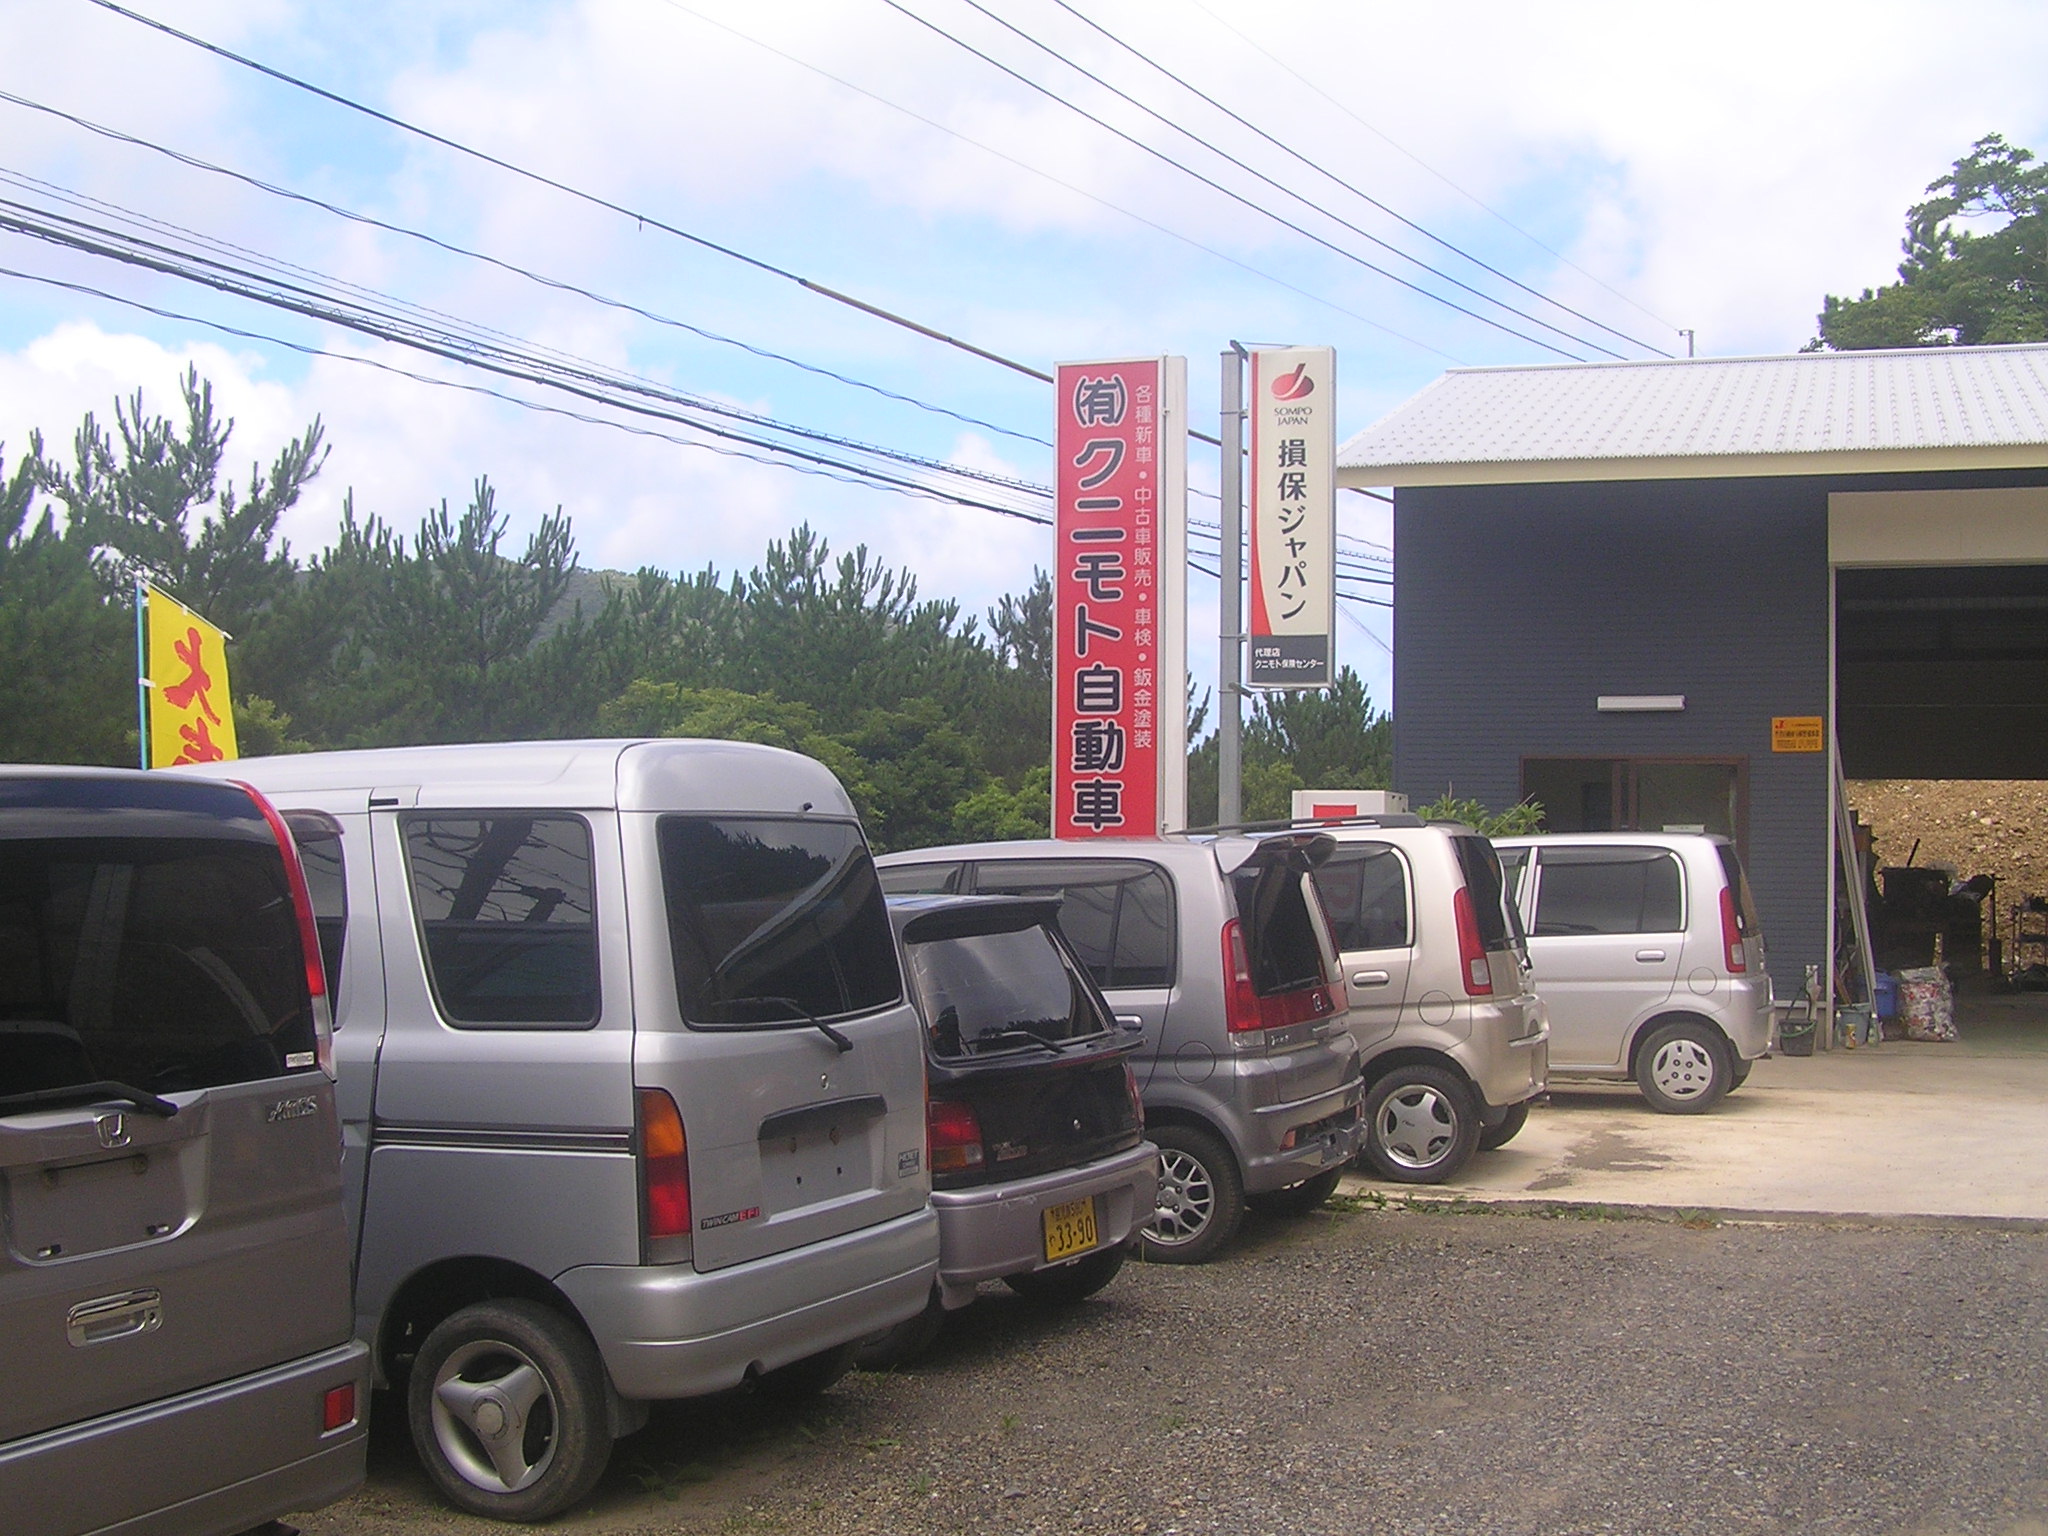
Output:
[{"xmin": 145, "ymin": 585, "xmax": 238, "ymax": 768}]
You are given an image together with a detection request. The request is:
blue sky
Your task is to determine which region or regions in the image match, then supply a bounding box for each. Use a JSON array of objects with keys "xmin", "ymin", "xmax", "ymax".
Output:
[{"xmin": 5, "ymin": 0, "xmax": 2048, "ymax": 721}]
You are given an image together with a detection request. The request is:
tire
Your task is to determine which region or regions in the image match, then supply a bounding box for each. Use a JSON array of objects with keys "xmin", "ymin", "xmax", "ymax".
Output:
[
  {"xmin": 1138, "ymin": 1123, "xmax": 1245, "ymax": 1265},
  {"xmin": 752, "ymin": 1341, "xmax": 859, "ymax": 1403},
  {"xmin": 1245, "ymin": 1165, "xmax": 1344, "ymax": 1217},
  {"xmin": 1003, "ymin": 1243, "xmax": 1127, "ymax": 1304},
  {"xmin": 1477, "ymin": 1098, "xmax": 1530, "ymax": 1152},
  {"xmin": 1635, "ymin": 1019, "xmax": 1733, "ymax": 1114},
  {"xmin": 1359, "ymin": 1064, "xmax": 1480, "ymax": 1184},
  {"xmin": 854, "ymin": 1293, "xmax": 947, "ymax": 1370},
  {"xmin": 407, "ymin": 1299, "xmax": 614, "ymax": 1523}
]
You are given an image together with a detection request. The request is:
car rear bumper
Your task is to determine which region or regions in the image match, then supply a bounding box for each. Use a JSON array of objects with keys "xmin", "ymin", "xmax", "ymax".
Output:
[
  {"xmin": 929, "ymin": 1142, "xmax": 1159, "ymax": 1308},
  {"xmin": 1459, "ymin": 996, "xmax": 1550, "ymax": 1110},
  {"xmin": 1240, "ymin": 1077, "xmax": 1365, "ymax": 1193},
  {"xmin": 556, "ymin": 1206, "xmax": 939, "ymax": 1401},
  {"xmin": 0, "ymin": 1340, "xmax": 368, "ymax": 1536}
]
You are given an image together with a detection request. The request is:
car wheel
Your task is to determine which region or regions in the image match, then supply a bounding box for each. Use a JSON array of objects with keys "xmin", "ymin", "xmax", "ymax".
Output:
[
  {"xmin": 1730, "ymin": 1055, "xmax": 1754, "ymax": 1089},
  {"xmin": 854, "ymin": 1293, "xmax": 947, "ymax": 1370},
  {"xmin": 752, "ymin": 1341, "xmax": 860, "ymax": 1403},
  {"xmin": 408, "ymin": 1299, "xmax": 613, "ymax": 1523},
  {"xmin": 1245, "ymin": 1165, "xmax": 1344, "ymax": 1217},
  {"xmin": 1359, "ymin": 1065, "xmax": 1480, "ymax": 1184},
  {"xmin": 1003, "ymin": 1244, "xmax": 1127, "ymax": 1304},
  {"xmin": 1138, "ymin": 1123, "xmax": 1245, "ymax": 1265},
  {"xmin": 1635, "ymin": 1020, "xmax": 1733, "ymax": 1114},
  {"xmin": 1477, "ymin": 1099, "xmax": 1530, "ymax": 1152}
]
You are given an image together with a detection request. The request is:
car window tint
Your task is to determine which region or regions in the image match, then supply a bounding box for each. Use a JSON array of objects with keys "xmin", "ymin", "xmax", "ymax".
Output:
[
  {"xmin": 905, "ymin": 925, "xmax": 1105, "ymax": 1058},
  {"xmin": 0, "ymin": 836, "xmax": 317, "ymax": 1096},
  {"xmin": 404, "ymin": 816, "xmax": 598, "ymax": 1026},
  {"xmin": 1496, "ymin": 848, "xmax": 1529, "ymax": 913},
  {"xmin": 1715, "ymin": 844, "xmax": 1760, "ymax": 935},
  {"xmin": 1231, "ymin": 865, "xmax": 1327, "ymax": 995},
  {"xmin": 285, "ymin": 811, "xmax": 346, "ymax": 1011},
  {"xmin": 969, "ymin": 860, "xmax": 1176, "ymax": 989},
  {"xmin": 1451, "ymin": 836, "xmax": 1513, "ymax": 949},
  {"xmin": 1312, "ymin": 844, "xmax": 1410, "ymax": 950},
  {"xmin": 877, "ymin": 862, "xmax": 963, "ymax": 895},
  {"xmin": 662, "ymin": 817, "xmax": 900, "ymax": 1025},
  {"xmin": 1533, "ymin": 849, "xmax": 1684, "ymax": 936}
]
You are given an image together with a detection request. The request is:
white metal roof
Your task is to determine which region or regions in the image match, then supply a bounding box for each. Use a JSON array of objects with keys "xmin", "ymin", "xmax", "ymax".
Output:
[{"xmin": 1338, "ymin": 343, "xmax": 2048, "ymax": 487}]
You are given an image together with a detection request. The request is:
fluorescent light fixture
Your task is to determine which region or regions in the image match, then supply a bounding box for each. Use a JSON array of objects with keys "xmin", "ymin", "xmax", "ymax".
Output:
[{"xmin": 1597, "ymin": 694, "xmax": 1686, "ymax": 712}]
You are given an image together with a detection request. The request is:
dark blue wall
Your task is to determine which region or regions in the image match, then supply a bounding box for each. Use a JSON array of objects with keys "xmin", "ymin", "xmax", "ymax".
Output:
[{"xmin": 1393, "ymin": 477, "xmax": 1830, "ymax": 990}]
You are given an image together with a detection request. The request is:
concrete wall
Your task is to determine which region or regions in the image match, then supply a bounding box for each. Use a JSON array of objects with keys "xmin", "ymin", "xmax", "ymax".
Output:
[{"xmin": 1392, "ymin": 476, "xmax": 1831, "ymax": 991}]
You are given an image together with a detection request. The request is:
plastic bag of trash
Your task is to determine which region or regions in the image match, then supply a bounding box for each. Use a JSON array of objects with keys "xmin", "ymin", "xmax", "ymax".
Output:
[{"xmin": 1895, "ymin": 965, "xmax": 1958, "ymax": 1041}]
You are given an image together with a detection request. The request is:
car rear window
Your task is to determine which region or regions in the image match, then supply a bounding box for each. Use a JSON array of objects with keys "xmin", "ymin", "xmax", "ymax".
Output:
[
  {"xmin": 0, "ymin": 834, "xmax": 317, "ymax": 1097},
  {"xmin": 661, "ymin": 817, "xmax": 901, "ymax": 1025},
  {"xmin": 1312, "ymin": 843, "xmax": 1411, "ymax": 950},
  {"xmin": 1451, "ymin": 835, "xmax": 1513, "ymax": 950},
  {"xmin": 404, "ymin": 815, "xmax": 599, "ymax": 1026},
  {"xmin": 1715, "ymin": 844, "xmax": 1760, "ymax": 936},
  {"xmin": 877, "ymin": 862, "xmax": 963, "ymax": 895},
  {"xmin": 903, "ymin": 924, "xmax": 1108, "ymax": 1058},
  {"xmin": 1534, "ymin": 848, "xmax": 1683, "ymax": 936},
  {"xmin": 970, "ymin": 859, "xmax": 1176, "ymax": 990},
  {"xmin": 1230, "ymin": 865, "xmax": 1328, "ymax": 996}
]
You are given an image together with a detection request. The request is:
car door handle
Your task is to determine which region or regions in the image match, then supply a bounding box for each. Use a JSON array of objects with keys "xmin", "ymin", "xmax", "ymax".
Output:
[
  {"xmin": 1635, "ymin": 949, "xmax": 1667, "ymax": 962},
  {"xmin": 1114, "ymin": 1014, "xmax": 1145, "ymax": 1033},
  {"xmin": 1350, "ymin": 970, "xmax": 1392, "ymax": 987}
]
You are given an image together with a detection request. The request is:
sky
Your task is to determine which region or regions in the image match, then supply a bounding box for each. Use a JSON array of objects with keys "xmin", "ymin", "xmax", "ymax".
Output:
[{"xmin": 3, "ymin": 0, "xmax": 2047, "ymax": 720}]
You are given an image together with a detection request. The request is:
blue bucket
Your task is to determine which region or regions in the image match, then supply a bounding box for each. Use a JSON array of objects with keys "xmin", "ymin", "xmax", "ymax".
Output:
[{"xmin": 1873, "ymin": 970, "xmax": 1899, "ymax": 1021}]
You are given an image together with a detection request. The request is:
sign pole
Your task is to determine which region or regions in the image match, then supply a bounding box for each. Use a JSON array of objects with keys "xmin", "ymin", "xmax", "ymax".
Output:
[
  {"xmin": 134, "ymin": 580, "xmax": 150, "ymax": 769},
  {"xmin": 1218, "ymin": 344, "xmax": 1246, "ymax": 828}
]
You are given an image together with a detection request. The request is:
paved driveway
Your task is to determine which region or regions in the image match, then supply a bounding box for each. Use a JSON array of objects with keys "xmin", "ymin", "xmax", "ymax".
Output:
[{"xmin": 1359, "ymin": 992, "xmax": 2048, "ymax": 1221}]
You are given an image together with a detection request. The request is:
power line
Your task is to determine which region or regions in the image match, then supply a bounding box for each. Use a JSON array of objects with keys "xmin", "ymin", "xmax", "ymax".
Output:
[
  {"xmin": 648, "ymin": 0, "xmax": 1461, "ymax": 366},
  {"xmin": 1047, "ymin": 0, "xmax": 1670, "ymax": 358},
  {"xmin": 880, "ymin": 0, "xmax": 1590, "ymax": 361},
  {"xmin": 85, "ymin": 0, "xmax": 1058, "ymax": 384},
  {"xmin": 0, "ymin": 89, "xmax": 1054, "ymax": 450},
  {"xmin": 1185, "ymin": 0, "xmax": 1681, "ymax": 337}
]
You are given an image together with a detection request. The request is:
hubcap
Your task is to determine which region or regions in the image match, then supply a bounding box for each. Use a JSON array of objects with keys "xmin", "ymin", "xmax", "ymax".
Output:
[
  {"xmin": 1377, "ymin": 1085, "xmax": 1457, "ymax": 1170},
  {"xmin": 1147, "ymin": 1147, "xmax": 1216, "ymax": 1247},
  {"xmin": 1651, "ymin": 1038, "xmax": 1717, "ymax": 1100},
  {"xmin": 430, "ymin": 1339, "xmax": 557, "ymax": 1495}
]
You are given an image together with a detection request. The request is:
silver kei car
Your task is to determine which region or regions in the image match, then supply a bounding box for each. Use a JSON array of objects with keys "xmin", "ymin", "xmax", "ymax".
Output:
[{"xmin": 1494, "ymin": 832, "xmax": 1773, "ymax": 1113}]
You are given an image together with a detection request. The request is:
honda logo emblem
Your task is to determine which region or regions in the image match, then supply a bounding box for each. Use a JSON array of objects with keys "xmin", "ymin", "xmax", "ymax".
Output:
[{"xmin": 95, "ymin": 1113, "xmax": 130, "ymax": 1150}]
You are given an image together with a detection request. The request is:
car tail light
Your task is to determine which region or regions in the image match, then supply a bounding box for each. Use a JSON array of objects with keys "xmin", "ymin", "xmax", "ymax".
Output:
[
  {"xmin": 1453, "ymin": 887, "xmax": 1494, "ymax": 997},
  {"xmin": 637, "ymin": 1088, "xmax": 691, "ymax": 1256},
  {"xmin": 321, "ymin": 1382, "xmax": 356, "ymax": 1434},
  {"xmin": 234, "ymin": 780, "xmax": 334, "ymax": 1077},
  {"xmin": 927, "ymin": 1099, "xmax": 984, "ymax": 1174},
  {"xmin": 1222, "ymin": 919, "xmax": 1341, "ymax": 1032},
  {"xmin": 1720, "ymin": 887, "xmax": 1748, "ymax": 974}
]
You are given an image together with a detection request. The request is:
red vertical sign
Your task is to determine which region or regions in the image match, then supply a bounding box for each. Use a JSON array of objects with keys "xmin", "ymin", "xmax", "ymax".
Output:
[{"xmin": 1055, "ymin": 359, "xmax": 1161, "ymax": 838}]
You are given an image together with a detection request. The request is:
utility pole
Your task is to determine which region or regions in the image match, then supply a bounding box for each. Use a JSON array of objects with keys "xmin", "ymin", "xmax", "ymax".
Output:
[{"xmin": 1218, "ymin": 343, "xmax": 1247, "ymax": 827}]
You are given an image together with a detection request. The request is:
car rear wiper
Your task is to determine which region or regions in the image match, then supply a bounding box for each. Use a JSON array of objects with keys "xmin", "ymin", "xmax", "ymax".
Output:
[
  {"xmin": 0, "ymin": 1081, "xmax": 180, "ymax": 1118},
  {"xmin": 747, "ymin": 996, "xmax": 854, "ymax": 1054},
  {"xmin": 972, "ymin": 1024, "xmax": 1071, "ymax": 1054}
]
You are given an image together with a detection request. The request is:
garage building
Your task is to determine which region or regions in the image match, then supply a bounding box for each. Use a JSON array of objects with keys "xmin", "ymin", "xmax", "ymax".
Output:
[{"xmin": 1338, "ymin": 342, "xmax": 2048, "ymax": 997}]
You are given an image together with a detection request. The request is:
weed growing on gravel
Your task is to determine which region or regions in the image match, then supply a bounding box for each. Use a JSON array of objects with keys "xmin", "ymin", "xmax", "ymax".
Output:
[
  {"xmin": 909, "ymin": 1474, "xmax": 934, "ymax": 1498},
  {"xmin": 998, "ymin": 1412, "xmax": 1020, "ymax": 1436},
  {"xmin": 1157, "ymin": 1411, "xmax": 1189, "ymax": 1432},
  {"xmin": 628, "ymin": 1457, "xmax": 719, "ymax": 1500}
]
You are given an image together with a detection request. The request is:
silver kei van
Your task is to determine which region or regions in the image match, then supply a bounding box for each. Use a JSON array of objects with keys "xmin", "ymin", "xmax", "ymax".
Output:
[
  {"xmin": 1493, "ymin": 832, "xmax": 1772, "ymax": 1113},
  {"xmin": 877, "ymin": 833, "xmax": 1363, "ymax": 1265},
  {"xmin": 0, "ymin": 768, "xmax": 368, "ymax": 1536},
  {"xmin": 183, "ymin": 740, "xmax": 940, "ymax": 1522}
]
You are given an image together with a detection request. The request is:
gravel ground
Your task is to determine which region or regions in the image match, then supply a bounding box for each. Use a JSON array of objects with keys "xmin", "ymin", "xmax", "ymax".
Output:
[{"xmin": 299, "ymin": 1203, "xmax": 2048, "ymax": 1536}]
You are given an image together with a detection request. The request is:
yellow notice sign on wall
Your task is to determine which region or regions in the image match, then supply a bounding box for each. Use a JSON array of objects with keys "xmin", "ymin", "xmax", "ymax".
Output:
[
  {"xmin": 145, "ymin": 585, "xmax": 238, "ymax": 768},
  {"xmin": 1771, "ymin": 716, "xmax": 1824, "ymax": 753}
]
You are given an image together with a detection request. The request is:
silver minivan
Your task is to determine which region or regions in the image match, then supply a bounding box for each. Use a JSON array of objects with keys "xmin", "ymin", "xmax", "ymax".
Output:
[
  {"xmin": 1494, "ymin": 832, "xmax": 1772, "ymax": 1112},
  {"xmin": 0, "ymin": 768, "xmax": 369, "ymax": 1536},
  {"xmin": 878, "ymin": 833, "xmax": 1364, "ymax": 1265},
  {"xmin": 184, "ymin": 740, "xmax": 939, "ymax": 1521},
  {"xmin": 1311, "ymin": 818, "xmax": 1549, "ymax": 1182}
]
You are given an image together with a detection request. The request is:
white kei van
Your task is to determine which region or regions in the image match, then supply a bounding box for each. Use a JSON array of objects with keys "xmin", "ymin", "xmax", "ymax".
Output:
[{"xmin": 181, "ymin": 740, "xmax": 939, "ymax": 1521}]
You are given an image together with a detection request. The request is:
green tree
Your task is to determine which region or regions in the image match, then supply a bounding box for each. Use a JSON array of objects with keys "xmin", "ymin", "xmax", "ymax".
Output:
[
  {"xmin": 1415, "ymin": 790, "xmax": 1544, "ymax": 837},
  {"xmin": 1187, "ymin": 667, "xmax": 1391, "ymax": 827},
  {"xmin": 1813, "ymin": 134, "xmax": 2048, "ymax": 349},
  {"xmin": 0, "ymin": 448, "xmax": 132, "ymax": 764}
]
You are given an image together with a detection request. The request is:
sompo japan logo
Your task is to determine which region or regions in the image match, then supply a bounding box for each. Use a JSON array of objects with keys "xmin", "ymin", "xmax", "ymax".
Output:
[{"xmin": 1270, "ymin": 362, "xmax": 1315, "ymax": 400}]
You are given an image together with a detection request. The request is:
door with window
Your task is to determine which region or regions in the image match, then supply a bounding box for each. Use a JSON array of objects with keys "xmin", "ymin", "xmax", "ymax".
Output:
[
  {"xmin": 1311, "ymin": 842, "xmax": 1413, "ymax": 1049},
  {"xmin": 1525, "ymin": 846, "xmax": 1686, "ymax": 1070},
  {"xmin": 1522, "ymin": 759, "xmax": 1746, "ymax": 856}
]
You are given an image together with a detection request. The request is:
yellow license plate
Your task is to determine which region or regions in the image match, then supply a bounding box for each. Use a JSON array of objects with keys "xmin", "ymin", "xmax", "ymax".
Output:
[{"xmin": 1042, "ymin": 1196, "xmax": 1100, "ymax": 1263}]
